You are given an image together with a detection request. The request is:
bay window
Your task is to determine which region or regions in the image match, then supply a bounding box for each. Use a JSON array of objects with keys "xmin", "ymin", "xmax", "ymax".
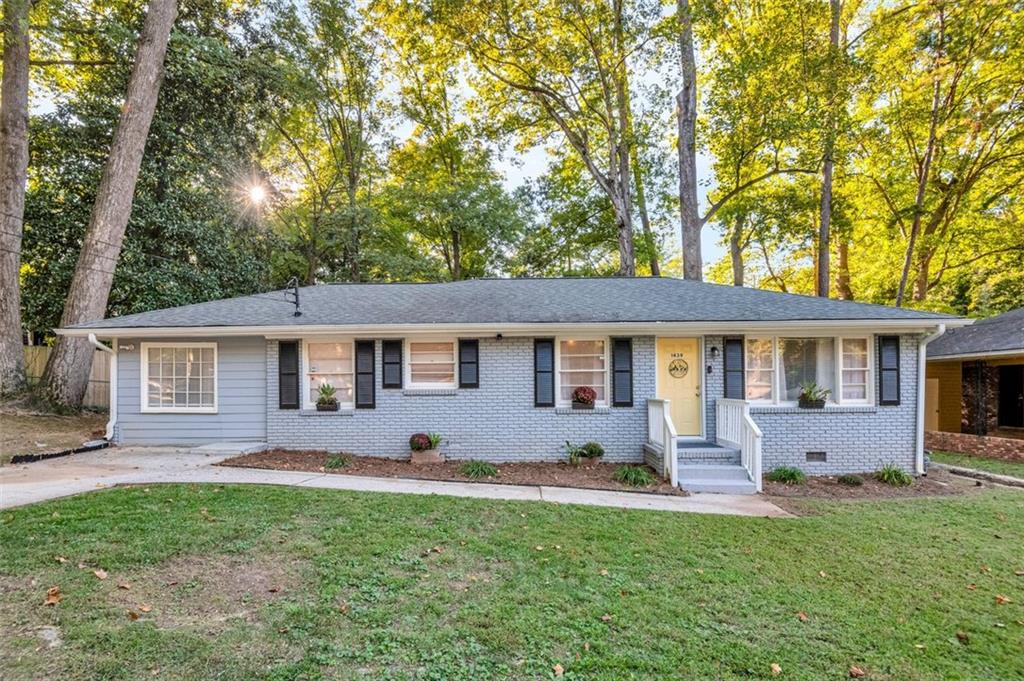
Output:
[
  {"xmin": 141, "ymin": 343, "xmax": 217, "ymax": 413},
  {"xmin": 306, "ymin": 341, "xmax": 354, "ymax": 408},
  {"xmin": 407, "ymin": 340, "xmax": 456, "ymax": 388},
  {"xmin": 557, "ymin": 338, "xmax": 608, "ymax": 405},
  {"xmin": 744, "ymin": 336, "xmax": 873, "ymax": 405}
]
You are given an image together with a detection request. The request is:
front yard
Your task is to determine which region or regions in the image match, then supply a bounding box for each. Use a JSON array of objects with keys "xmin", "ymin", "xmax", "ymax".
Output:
[
  {"xmin": 2, "ymin": 484, "xmax": 1022, "ymax": 680},
  {"xmin": 0, "ymin": 408, "xmax": 106, "ymax": 465}
]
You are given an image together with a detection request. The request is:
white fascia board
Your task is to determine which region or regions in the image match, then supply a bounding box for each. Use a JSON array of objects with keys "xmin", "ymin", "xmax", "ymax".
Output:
[
  {"xmin": 927, "ymin": 347, "xmax": 1024, "ymax": 362},
  {"xmin": 57, "ymin": 318, "xmax": 966, "ymax": 340}
]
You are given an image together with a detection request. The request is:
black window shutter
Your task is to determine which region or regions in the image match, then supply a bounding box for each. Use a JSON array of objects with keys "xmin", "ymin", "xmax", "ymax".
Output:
[
  {"xmin": 459, "ymin": 339, "xmax": 479, "ymax": 388},
  {"xmin": 381, "ymin": 340, "xmax": 402, "ymax": 388},
  {"xmin": 723, "ymin": 337, "xmax": 745, "ymax": 400},
  {"xmin": 878, "ymin": 336, "xmax": 900, "ymax": 405},
  {"xmin": 278, "ymin": 341, "xmax": 300, "ymax": 409},
  {"xmin": 534, "ymin": 339, "xmax": 555, "ymax": 407},
  {"xmin": 611, "ymin": 338, "xmax": 633, "ymax": 407},
  {"xmin": 355, "ymin": 340, "xmax": 375, "ymax": 408}
]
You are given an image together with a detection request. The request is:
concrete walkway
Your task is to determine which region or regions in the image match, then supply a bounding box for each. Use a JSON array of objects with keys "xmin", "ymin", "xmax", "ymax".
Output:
[{"xmin": 0, "ymin": 446, "xmax": 791, "ymax": 517}]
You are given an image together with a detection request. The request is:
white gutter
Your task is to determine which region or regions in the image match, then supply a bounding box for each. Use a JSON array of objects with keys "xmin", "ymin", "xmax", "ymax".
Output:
[
  {"xmin": 87, "ymin": 334, "xmax": 117, "ymax": 441},
  {"xmin": 917, "ymin": 324, "xmax": 946, "ymax": 474}
]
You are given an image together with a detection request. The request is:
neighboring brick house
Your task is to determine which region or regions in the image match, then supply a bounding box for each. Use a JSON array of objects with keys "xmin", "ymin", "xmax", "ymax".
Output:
[
  {"xmin": 57, "ymin": 277, "xmax": 963, "ymax": 494},
  {"xmin": 925, "ymin": 307, "xmax": 1024, "ymax": 462}
]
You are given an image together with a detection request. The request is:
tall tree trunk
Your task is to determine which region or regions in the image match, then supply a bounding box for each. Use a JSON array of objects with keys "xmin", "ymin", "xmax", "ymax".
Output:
[
  {"xmin": 623, "ymin": 82, "xmax": 658, "ymax": 276},
  {"xmin": 676, "ymin": 0, "xmax": 701, "ymax": 281},
  {"xmin": 451, "ymin": 228, "xmax": 462, "ymax": 280},
  {"xmin": 42, "ymin": 0, "xmax": 178, "ymax": 410},
  {"xmin": 612, "ymin": 0, "xmax": 636, "ymax": 277},
  {"xmin": 836, "ymin": 234, "xmax": 853, "ymax": 299},
  {"xmin": 895, "ymin": 6, "xmax": 944, "ymax": 307},
  {"xmin": 0, "ymin": 0, "xmax": 30, "ymax": 396},
  {"xmin": 816, "ymin": 0, "xmax": 841, "ymax": 298},
  {"xmin": 729, "ymin": 213, "xmax": 745, "ymax": 286}
]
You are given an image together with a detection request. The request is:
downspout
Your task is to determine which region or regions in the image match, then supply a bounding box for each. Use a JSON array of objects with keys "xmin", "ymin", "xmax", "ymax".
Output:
[
  {"xmin": 88, "ymin": 334, "xmax": 117, "ymax": 441},
  {"xmin": 916, "ymin": 324, "xmax": 946, "ymax": 474}
]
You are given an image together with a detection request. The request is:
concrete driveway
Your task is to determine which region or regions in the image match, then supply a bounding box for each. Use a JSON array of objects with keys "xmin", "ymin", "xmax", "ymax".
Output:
[{"xmin": 0, "ymin": 446, "xmax": 791, "ymax": 517}]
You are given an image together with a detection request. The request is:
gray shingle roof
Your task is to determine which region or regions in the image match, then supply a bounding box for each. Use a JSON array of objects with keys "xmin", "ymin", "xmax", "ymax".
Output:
[
  {"xmin": 927, "ymin": 307, "xmax": 1024, "ymax": 358},
  {"xmin": 67, "ymin": 277, "xmax": 956, "ymax": 330}
]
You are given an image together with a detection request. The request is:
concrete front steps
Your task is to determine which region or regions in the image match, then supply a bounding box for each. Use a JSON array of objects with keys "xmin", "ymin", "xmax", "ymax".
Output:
[{"xmin": 677, "ymin": 441, "xmax": 757, "ymax": 495}]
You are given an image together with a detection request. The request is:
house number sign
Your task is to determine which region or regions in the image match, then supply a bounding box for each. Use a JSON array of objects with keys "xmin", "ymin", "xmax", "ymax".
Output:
[{"xmin": 668, "ymin": 355, "xmax": 689, "ymax": 379}]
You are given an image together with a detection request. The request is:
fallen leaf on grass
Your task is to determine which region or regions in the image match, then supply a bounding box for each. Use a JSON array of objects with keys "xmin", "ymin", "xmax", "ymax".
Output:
[
  {"xmin": 55, "ymin": 556, "xmax": 68, "ymax": 564},
  {"xmin": 1015, "ymin": 570, "xmax": 1024, "ymax": 577},
  {"xmin": 583, "ymin": 642, "xmax": 590, "ymax": 651},
  {"xmin": 819, "ymin": 571, "xmax": 828, "ymax": 578},
  {"xmin": 44, "ymin": 586, "xmax": 61, "ymax": 606},
  {"xmin": 956, "ymin": 631, "xmax": 969, "ymax": 644},
  {"xmin": 127, "ymin": 610, "xmax": 140, "ymax": 621},
  {"xmin": 980, "ymin": 565, "xmax": 991, "ymax": 573},
  {"xmin": 535, "ymin": 546, "xmax": 544, "ymax": 551},
  {"xmin": 117, "ymin": 583, "xmax": 131, "ymax": 590},
  {"xmin": 770, "ymin": 663, "xmax": 782, "ymax": 675},
  {"xmin": 849, "ymin": 666, "xmax": 865, "ymax": 677},
  {"xmin": 600, "ymin": 614, "xmax": 613, "ymax": 623},
  {"xmin": 93, "ymin": 569, "xmax": 108, "ymax": 580},
  {"xmin": 552, "ymin": 663, "xmax": 564, "ymax": 676},
  {"xmin": 995, "ymin": 595, "xmax": 1012, "ymax": 605},
  {"xmin": 140, "ymin": 604, "xmax": 152, "ymax": 613},
  {"xmin": 268, "ymin": 586, "xmax": 282, "ymax": 593},
  {"xmin": 797, "ymin": 611, "xmax": 808, "ymax": 622},
  {"xmin": 338, "ymin": 602, "xmax": 350, "ymax": 615},
  {"xmin": 599, "ymin": 569, "xmax": 609, "ymax": 576}
]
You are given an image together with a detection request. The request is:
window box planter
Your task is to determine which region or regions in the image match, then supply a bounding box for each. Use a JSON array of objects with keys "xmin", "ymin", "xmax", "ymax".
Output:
[
  {"xmin": 797, "ymin": 397, "xmax": 826, "ymax": 409},
  {"xmin": 571, "ymin": 401, "xmax": 595, "ymax": 410},
  {"xmin": 316, "ymin": 400, "xmax": 339, "ymax": 412}
]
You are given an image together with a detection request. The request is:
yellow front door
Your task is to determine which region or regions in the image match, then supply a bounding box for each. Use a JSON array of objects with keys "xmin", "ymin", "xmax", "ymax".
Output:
[{"xmin": 657, "ymin": 338, "xmax": 702, "ymax": 436}]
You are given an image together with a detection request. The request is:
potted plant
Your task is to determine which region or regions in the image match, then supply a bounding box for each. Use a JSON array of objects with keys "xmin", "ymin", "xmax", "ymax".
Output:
[
  {"xmin": 571, "ymin": 386, "xmax": 597, "ymax": 410},
  {"xmin": 797, "ymin": 380, "xmax": 830, "ymax": 409},
  {"xmin": 409, "ymin": 432, "xmax": 443, "ymax": 464},
  {"xmin": 316, "ymin": 383, "xmax": 339, "ymax": 411}
]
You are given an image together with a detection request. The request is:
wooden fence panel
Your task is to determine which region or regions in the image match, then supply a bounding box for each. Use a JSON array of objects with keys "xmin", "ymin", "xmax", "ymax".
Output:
[{"xmin": 23, "ymin": 347, "xmax": 111, "ymax": 409}]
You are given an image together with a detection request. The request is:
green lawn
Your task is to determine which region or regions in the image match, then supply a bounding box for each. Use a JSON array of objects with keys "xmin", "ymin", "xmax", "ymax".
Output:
[
  {"xmin": 930, "ymin": 450, "xmax": 1024, "ymax": 479},
  {"xmin": 1, "ymin": 486, "xmax": 1022, "ymax": 680}
]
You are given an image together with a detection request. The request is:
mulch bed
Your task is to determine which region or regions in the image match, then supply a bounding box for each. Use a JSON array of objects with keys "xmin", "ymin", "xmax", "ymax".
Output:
[
  {"xmin": 764, "ymin": 467, "xmax": 981, "ymax": 501},
  {"xmin": 218, "ymin": 449, "xmax": 687, "ymax": 496}
]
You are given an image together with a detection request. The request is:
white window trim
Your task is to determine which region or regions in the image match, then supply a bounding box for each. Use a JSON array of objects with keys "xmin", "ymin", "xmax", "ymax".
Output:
[
  {"xmin": 404, "ymin": 338, "xmax": 458, "ymax": 389},
  {"xmin": 302, "ymin": 338, "xmax": 356, "ymax": 410},
  {"xmin": 140, "ymin": 341, "xmax": 218, "ymax": 414},
  {"xmin": 555, "ymin": 335, "xmax": 610, "ymax": 408},
  {"xmin": 743, "ymin": 335, "xmax": 875, "ymax": 406}
]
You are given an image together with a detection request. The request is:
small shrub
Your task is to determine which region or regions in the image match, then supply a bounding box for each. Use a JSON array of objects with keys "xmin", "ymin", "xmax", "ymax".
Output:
[
  {"xmin": 766, "ymin": 466, "xmax": 807, "ymax": 485},
  {"xmin": 580, "ymin": 441, "xmax": 605, "ymax": 459},
  {"xmin": 461, "ymin": 460, "xmax": 498, "ymax": 479},
  {"xmin": 837, "ymin": 473, "xmax": 863, "ymax": 487},
  {"xmin": 325, "ymin": 454, "xmax": 348, "ymax": 470},
  {"xmin": 614, "ymin": 465, "xmax": 655, "ymax": 487},
  {"xmin": 875, "ymin": 462, "xmax": 912, "ymax": 487},
  {"xmin": 410, "ymin": 433, "xmax": 442, "ymax": 451}
]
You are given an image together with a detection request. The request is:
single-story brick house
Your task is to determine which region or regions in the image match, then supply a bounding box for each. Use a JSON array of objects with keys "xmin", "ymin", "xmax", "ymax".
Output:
[
  {"xmin": 925, "ymin": 306, "xmax": 1024, "ymax": 460},
  {"xmin": 58, "ymin": 277, "xmax": 965, "ymax": 494}
]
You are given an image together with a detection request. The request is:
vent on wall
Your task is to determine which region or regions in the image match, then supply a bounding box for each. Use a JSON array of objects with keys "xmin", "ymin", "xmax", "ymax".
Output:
[{"xmin": 806, "ymin": 451, "xmax": 827, "ymax": 463}]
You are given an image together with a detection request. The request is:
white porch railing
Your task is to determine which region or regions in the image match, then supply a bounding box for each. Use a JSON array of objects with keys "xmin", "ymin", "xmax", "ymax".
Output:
[
  {"xmin": 646, "ymin": 399, "xmax": 678, "ymax": 487},
  {"xmin": 716, "ymin": 398, "xmax": 763, "ymax": 492}
]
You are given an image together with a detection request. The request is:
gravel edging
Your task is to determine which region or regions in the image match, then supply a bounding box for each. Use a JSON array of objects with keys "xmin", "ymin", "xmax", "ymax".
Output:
[{"xmin": 930, "ymin": 462, "xmax": 1024, "ymax": 489}]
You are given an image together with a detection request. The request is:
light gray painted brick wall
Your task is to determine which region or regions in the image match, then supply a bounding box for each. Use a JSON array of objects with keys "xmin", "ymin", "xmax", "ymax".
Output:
[
  {"xmin": 702, "ymin": 334, "xmax": 920, "ymax": 474},
  {"xmin": 266, "ymin": 336, "xmax": 657, "ymax": 462},
  {"xmin": 114, "ymin": 336, "xmax": 266, "ymax": 445}
]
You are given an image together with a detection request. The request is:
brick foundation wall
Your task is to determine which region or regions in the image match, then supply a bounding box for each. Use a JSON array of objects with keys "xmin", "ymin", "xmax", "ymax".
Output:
[{"xmin": 925, "ymin": 430, "xmax": 1024, "ymax": 462}]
